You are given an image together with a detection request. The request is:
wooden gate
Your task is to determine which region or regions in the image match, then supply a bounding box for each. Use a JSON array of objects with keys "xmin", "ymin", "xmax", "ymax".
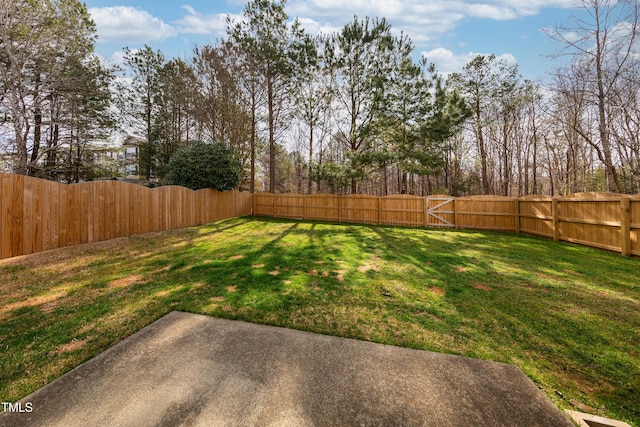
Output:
[{"xmin": 426, "ymin": 197, "xmax": 455, "ymax": 227}]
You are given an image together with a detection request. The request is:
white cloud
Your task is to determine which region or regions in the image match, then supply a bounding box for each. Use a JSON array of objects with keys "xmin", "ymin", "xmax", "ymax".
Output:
[
  {"xmin": 108, "ymin": 50, "xmax": 131, "ymax": 67},
  {"xmin": 89, "ymin": 6, "xmax": 176, "ymax": 43},
  {"xmin": 287, "ymin": 0, "xmax": 575, "ymax": 44},
  {"xmin": 422, "ymin": 47, "xmax": 517, "ymax": 75},
  {"xmin": 174, "ymin": 6, "xmax": 238, "ymax": 36},
  {"xmin": 294, "ymin": 17, "xmax": 343, "ymax": 37}
]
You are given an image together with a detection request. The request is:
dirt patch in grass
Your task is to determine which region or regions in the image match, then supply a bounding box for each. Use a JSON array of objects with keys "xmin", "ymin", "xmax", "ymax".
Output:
[
  {"xmin": 564, "ymin": 269, "xmax": 583, "ymax": 276},
  {"xmin": 2, "ymin": 217, "xmax": 639, "ymax": 425},
  {"xmin": 0, "ymin": 292, "xmax": 67, "ymax": 320},
  {"xmin": 429, "ymin": 287, "xmax": 446, "ymax": 296},
  {"xmin": 429, "ymin": 313, "xmax": 444, "ymax": 322},
  {"xmin": 77, "ymin": 323, "xmax": 96, "ymax": 335},
  {"xmin": 58, "ymin": 339, "xmax": 87, "ymax": 354},
  {"xmin": 108, "ymin": 274, "xmax": 145, "ymax": 289}
]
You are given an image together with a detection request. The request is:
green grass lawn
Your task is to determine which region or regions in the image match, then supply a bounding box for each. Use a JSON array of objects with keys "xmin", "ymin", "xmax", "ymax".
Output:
[{"xmin": 1, "ymin": 216, "xmax": 638, "ymax": 425}]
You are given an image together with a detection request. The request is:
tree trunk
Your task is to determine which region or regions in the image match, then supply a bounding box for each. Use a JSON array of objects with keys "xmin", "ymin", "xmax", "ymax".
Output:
[
  {"xmin": 268, "ymin": 74, "xmax": 276, "ymax": 193},
  {"xmin": 308, "ymin": 125, "xmax": 313, "ymax": 194},
  {"xmin": 594, "ymin": 6, "xmax": 622, "ymax": 193},
  {"xmin": 250, "ymin": 87, "xmax": 256, "ymax": 194}
]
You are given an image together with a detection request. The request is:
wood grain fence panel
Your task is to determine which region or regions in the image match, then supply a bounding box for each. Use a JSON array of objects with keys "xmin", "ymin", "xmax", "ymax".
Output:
[
  {"xmin": 79, "ymin": 183, "xmax": 88, "ymax": 245},
  {"xmin": 212, "ymin": 189, "xmax": 220, "ymax": 222},
  {"xmin": 425, "ymin": 195, "xmax": 455, "ymax": 228},
  {"xmin": 174, "ymin": 186, "xmax": 182, "ymax": 229},
  {"xmin": 32, "ymin": 177, "xmax": 43, "ymax": 253},
  {"xmin": 67, "ymin": 184, "xmax": 77, "ymax": 247},
  {"xmin": 86, "ymin": 181, "xmax": 94, "ymax": 243},
  {"xmin": 95, "ymin": 182, "xmax": 105, "ymax": 242},
  {"xmin": 558, "ymin": 197, "xmax": 622, "ymax": 253},
  {"xmin": 50, "ymin": 180, "xmax": 60, "ymax": 249},
  {"xmin": 0, "ymin": 175, "xmax": 4, "ymax": 257},
  {"xmin": 196, "ymin": 189, "xmax": 203, "ymax": 225},
  {"xmin": 216, "ymin": 189, "xmax": 227, "ymax": 221},
  {"xmin": 145, "ymin": 186, "xmax": 154, "ymax": 234},
  {"xmin": 10, "ymin": 175, "xmax": 23, "ymax": 256},
  {"xmin": 106, "ymin": 181, "xmax": 115, "ymax": 240},
  {"xmin": 41, "ymin": 179, "xmax": 52, "ymax": 251},
  {"xmin": 4, "ymin": 172, "xmax": 640, "ymax": 260},
  {"xmin": 306, "ymin": 194, "xmax": 339, "ymax": 222},
  {"xmin": 158, "ymin": 186, "xmax": 168, "ymax": 231},
  {"xmin": 59, "ymin": 184, "xmax": 70, "ymax": 248},
  {"xmin": 380, "ymin": 195, "xmax": 424, "ymax": 227},
  {"xmin": 0, "ymin": 174, "xmax": 253, "ymax": 260},
  {"xmin": 519, "ymin": 197, "xmax": 553, "ymax": 237},
  {"xmin": 175, "ymin": 186, "xmax": 183, "ymax": 227},
  {"xmin": 114, "ymin": 182, "xmax": 122, "ymax": 238},
  {"xmin": 341, "ymin": 195, "xmax": 377, "ymax": 224},
  {"xmin": 254, "ymin": 193, "xmax": 275, "ymax": 216},
  {"xmin": 275, "ymin": 194, "xmax": 304, "ymax": 219},
  {"xmin": 195, "ymin": 189, "xmax": 204, "ymax": 225},
  {"xmin": 174, "ymin": 187, "xmax": 181, "ymax": 229},
  {"xmin": 153, "ymin": 186, "xmax": 162, "ymax": 232},
  {"xmin": 69, "ymin": 184, "xmax": 81, "ymax": 247},
  {"xmin": 145, "ymin": 185, "xmax": 153, "ymax": 233},
  {"xmin": 144, "ymin": 185, "xmax": 153, "ymax": 233},
  {"xmin": 188, "ymin": 188, "xmax": 196, "ymax": 227},
  {"xmin": 1, "ymin": 174, "xmax": 12, "ymax": 258},
  {"xmin": 22, "ymin": 176, "xmax": 35, "ymax": 255},
  {"xmin": 98, "ymin": 182, "xmax": 107, "ymax": 242},
  {"xmin": 212, "ymin": 190, "xmax": 222, "ymax": 221},
  {"xmin": 631, "ymin": 197, "xmax": 640, "ymax": 256},
  {"xmin": 181, "ymin": 186, "xmax": 189, "ymax": 229}
]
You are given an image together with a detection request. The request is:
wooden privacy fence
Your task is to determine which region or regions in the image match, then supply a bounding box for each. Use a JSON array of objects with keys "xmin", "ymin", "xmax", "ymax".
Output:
[
  {"xmin": 0, "ymin": 173, "xmax": 252, "ymax": 260},
  {"xmin": 253, "ymin": 192, "xmax": 640, "ymax": 257}
]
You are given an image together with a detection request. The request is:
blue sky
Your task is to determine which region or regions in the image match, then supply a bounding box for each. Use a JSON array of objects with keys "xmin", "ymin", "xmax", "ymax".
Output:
[{"xmin": 84, "ymin": 0, "xmax": 577, "ymax": 81}]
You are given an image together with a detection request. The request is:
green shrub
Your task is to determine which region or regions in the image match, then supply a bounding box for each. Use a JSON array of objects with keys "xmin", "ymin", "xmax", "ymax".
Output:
[{"xmin": 167, "ymin": 141, "xmax": 242, "ymax": 191}]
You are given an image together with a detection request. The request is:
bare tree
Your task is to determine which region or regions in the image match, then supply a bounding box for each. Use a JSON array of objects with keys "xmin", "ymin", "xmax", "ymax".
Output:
[{"xmin": 548, "ymin": 0, "xmax": 640, "ymax": 193}]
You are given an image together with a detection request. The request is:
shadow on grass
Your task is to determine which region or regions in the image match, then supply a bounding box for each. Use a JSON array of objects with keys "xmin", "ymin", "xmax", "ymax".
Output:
[{"xmin": 0, "ymin": 216, "xmax": 638, "ymax": 425}]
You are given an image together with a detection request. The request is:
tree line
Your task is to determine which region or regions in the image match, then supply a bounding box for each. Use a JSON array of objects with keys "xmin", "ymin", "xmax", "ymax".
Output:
[{"xmin": 1, "ymin": 0, "xmax": 639, "ymax": 195}]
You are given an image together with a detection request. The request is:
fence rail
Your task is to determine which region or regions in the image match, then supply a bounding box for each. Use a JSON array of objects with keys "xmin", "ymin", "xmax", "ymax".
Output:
[
  {"xmin": 0, "ymin": 173, "xmax": 252, "ymax": 260},
  {"xmin": 254, "ymin": 192, "xmax": 640, "ymax": 257},
  {"xmin": 2, "ymin": 173, "xmax": 638, "ymax": 261}
]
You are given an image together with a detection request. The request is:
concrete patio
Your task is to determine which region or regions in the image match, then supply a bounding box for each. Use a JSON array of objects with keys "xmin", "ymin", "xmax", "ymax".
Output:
[{"xmin": 0, "ymin": 311, "xmax": 574, "ymax": 426}]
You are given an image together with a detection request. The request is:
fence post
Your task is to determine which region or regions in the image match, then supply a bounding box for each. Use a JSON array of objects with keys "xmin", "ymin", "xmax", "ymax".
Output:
[
  {"xmin": 514, "ymin": 199, "xmax": 520, "ymax": 234},
  {"xmin": 423, "ymin": 197, "xmax": 428, "ymax": 228},
  {"xmin": 454, "ymin": 198, "xmax": 459, "ymax": 229},
  {"xmin": 377, "ymin": 196, "xmax": 381, "ymax": 225},
  {"xmin": 304, "ymin": 194, "xmax": 307, "ymax": 221},
  {"xmin": 552, "ymin": 197, "xmax": 559, "ymax": 242},
  {"xmin": 621, "ymin": 196, "xmax": 631, "ymax": 256},
  {"xmin": 272, "ymin": 193, "xmax": 277, "ymax": 217}
]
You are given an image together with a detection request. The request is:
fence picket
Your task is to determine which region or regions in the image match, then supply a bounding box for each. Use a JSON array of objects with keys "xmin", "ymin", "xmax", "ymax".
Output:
[
  {"xmin": 1, "ymin": 172, "xmax": 637, "ymax": 260},
  {"xmin": 0, "ymin": 173, "xmax": 252, "ymax": 260}
]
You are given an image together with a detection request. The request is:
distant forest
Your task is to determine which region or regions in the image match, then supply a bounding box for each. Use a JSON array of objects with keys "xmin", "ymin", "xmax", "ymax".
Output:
[{"xmin": 2, "ymin": 0, "xmax": 640, "ymax": 195}]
